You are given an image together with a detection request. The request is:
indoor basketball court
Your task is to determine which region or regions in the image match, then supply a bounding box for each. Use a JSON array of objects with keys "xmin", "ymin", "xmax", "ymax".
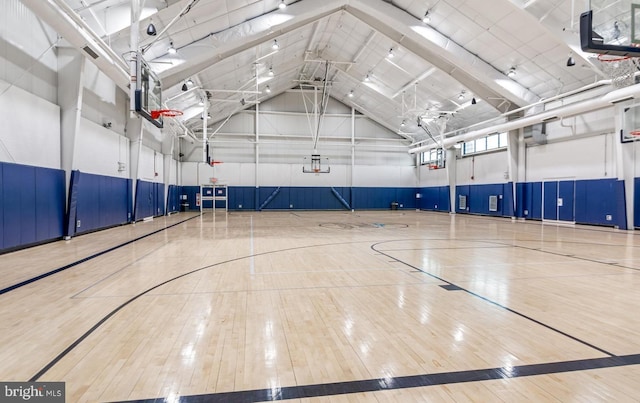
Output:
[
  {"xmin": 3, "ymin": 0, "xmax": 640, "ymax": 401},
  {"xmin": 2, "ymin": 211, "xmax": 640, "ymax": 401}
]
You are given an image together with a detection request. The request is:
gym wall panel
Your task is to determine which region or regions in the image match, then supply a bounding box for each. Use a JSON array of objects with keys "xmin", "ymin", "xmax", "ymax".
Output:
[
  {"xmin": 70, "ymin": 171, "xmax": 132, "ymax": 235},
  {"xmin": 35, "ymin": 167, "xmax": 65, "ymax": 241},
  {"xmin": 167, "ymin": 185, "xmax": 181, "ymax": 213},
  {"xmin": 454, "ymin": 183, "xmax": 512, "ymax": 217},
  {"xmin": 133, "ymin": 180, "xmax": 165, "ymax": 219},
  {"xmin": 1, "ymin": 162, "xmax": 65, "ymax": 252},
  {"xmin": 575, "ymin": 178, "xmax": 624, "ymax": 227}
]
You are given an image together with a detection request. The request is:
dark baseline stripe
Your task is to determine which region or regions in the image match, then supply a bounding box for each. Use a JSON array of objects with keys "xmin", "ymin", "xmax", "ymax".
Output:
[
  {"xmin": 118, "ymin": 354, "xmax": 640, "ymax": 402},
  {"xmin": 371, "ymin": 242, "xmax": 616, "ymax": 357},
  {"xmin": 0, "ymin": 214, "xmax": 200, "ymax": 296}
]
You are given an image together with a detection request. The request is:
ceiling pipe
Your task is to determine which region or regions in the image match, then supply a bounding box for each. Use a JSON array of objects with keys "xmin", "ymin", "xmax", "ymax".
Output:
[
  {"xmin": 410, "ymin": 78, "xmax": 613, "ymax": 148},
  {"xmin": 409, "ymin": 82, "xmax": 640, "ymax": 154},
  {"xmin": 21, "ymin": 0, "xmax": 130, "ymax": 91}
]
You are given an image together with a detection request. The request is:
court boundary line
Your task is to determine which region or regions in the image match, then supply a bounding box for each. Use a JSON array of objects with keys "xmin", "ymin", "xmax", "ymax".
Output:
[
  {"xmin": 0, "ymin": 214, "xmax": 201, "ymax": 296},
  {"xmin": 119, "ymin": 353, "xmax": 640, "ymax": 402}
]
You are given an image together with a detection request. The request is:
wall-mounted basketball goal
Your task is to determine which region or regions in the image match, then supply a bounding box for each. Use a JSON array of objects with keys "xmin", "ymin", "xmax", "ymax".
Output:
[{"xmin": 303, "ymin": 154, "xmax": 330, "ymax": 173}]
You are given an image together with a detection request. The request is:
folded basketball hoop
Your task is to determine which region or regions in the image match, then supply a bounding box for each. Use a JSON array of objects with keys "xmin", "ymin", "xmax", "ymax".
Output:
[{"xmin": 150, "ymin": 109, "xmax": 184, "ymax": 120}]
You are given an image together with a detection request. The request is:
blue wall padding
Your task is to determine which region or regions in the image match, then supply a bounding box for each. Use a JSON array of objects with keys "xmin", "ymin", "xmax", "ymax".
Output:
[
  {"xmin": 258, "ymin": 187, "xmax": 281, "ymax": 210},
  {"xmin": 575, "ymin": 178, "xmax": 625, "ymax": 228},
  {"xmin": 543, "ymin": 181, "xmax": 558, "ymax": 220},
  {"xmin": 418, "ymin": 186, "xmax": 450, "ymax": 211},
  {"xmin": 134, "ymin": 180, "xmax": 165, "ymax": 220},
  {"xmin": 0, "ymin": 162, "xmax": 65, "ymax": 251},
  {"xmin": 454, "ymin": 183, "xmax": 511, "ymax": 216},
  {"xmin": 166, "ymin": 185, "xmax": 181, "ymax": 213},
  {"xmin": 518, "ymin": 182, "xmax": 543, "ymax": 220},
  {"xmin": 331, "ymin": 187, "xmax": 351, "ymax": 210},
  {"xmin": 351, "ymin": 187, "xmax": 416, "ymax": 210},
  {"xmin": 455, "ymin": 179, "xmax": 625, "ymax": 228},
  {"xmin": 558, "ymin": 181, "xmax": 575, "ymax": 221},
  {"xmin": 70, "ymin": 171, "xmax": 132, "ymax": 235},
  {"xmin": 182, "ymin": 186, "xmax": 418, "ymax": 211}
]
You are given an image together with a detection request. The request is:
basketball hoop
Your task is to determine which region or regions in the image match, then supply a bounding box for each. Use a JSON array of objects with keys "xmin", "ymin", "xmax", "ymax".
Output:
[
  {"xmin": 597, "ymin": 54, "xmax": 640, "ymax": 88},
  {"xmin": 150, "ymin": 109, "xmax": 184, "ymax": 120}
]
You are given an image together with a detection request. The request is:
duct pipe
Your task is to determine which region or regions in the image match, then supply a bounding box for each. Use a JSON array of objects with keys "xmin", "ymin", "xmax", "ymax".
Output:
[
  {"xmin": 21, "ymin": 0, "xmax": 130, "ymax": 91},
  {"xmin": 409, "ymin": 83, "xmax": 640, "ymax": 154}
]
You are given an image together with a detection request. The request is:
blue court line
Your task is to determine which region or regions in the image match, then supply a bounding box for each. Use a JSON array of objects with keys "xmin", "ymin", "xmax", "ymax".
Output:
[
  {"xmin": 119, "ymin": 354, "xmax": 640, "ymax": 402},
  {"xmin": 0, "ymin": 214, "xmax": 200, "ymax": 296}
]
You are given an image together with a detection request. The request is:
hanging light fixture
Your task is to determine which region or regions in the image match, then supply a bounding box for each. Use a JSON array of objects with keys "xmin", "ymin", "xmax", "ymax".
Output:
[
  {"xmin": 272, "ymin": 39, "xmax": 280, "ymax": 50},
  {"xmin": 279, "ymin": 0, "xmax": 287, "ymax": 9},
  {"xmin": 265, "ymin": 85, "xmax": 271, "ymax": 93},
  {"xmin": 458, "ymin": 90, "xmax": 466, "ymax": 101},
  {"xmin": 507, "ymin": 66, "xmax": 516, "ymax": 77},
  {"xmin": 471, "ymin": 97, "xmax": 477, "ymax": 105},
  {"xmin": 348, "ymin": 90, "xmax": 354, "ymax": 98},
  {"xmin": 401, "ymin": 119, "xmax": 406, "ymax": 127},
  {"xmin": 364, "ymin": 73, "xmax": 371, "ymax": 82},
  {"xmin": 146, "ymin": 20, "xmax": 157, "ymax": 36},
  {"xmin": 388, "ymin": 48, "xmax": 395, "ymax": 58},
  {"xmin": 566, "ymin": 53, "xmax": 576, "ymax": 67},
  {"xmin": 186, "ymin": 78, "xmax": 194, "ymax": 86},
  {"xmin": 422, "ymin": 10, "xmax": 431, "ymax": 23},
  {"xmin": 181, "ymin": 83, "xmax": 188, "ymax": 91},
  {"xmin": 268, "ymin": 66, "xmax": 274, "ymax": 76},
  {"xmin": 167, "ymin": 41, "xmax": 176, "ymax": 54}
]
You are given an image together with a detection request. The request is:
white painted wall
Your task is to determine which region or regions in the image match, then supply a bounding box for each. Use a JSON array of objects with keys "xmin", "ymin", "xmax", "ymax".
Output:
[
  {"xmin": 0, "ymin": 0, "xmax": 57, "ymax": 103},
  {"xmin": 526, "ymin": 133, "xmax": 615, "ymax": 182},
  {"xmin": 0, "ymin": 79, "xmax": 60, "ymax": 169},
  {"xmin": 456, "ymin": 151, "xmax": 510, "ymax": 185},
  {"xmin": 74, "ymin": 117, "xmax": 129, "ymax": 177}
]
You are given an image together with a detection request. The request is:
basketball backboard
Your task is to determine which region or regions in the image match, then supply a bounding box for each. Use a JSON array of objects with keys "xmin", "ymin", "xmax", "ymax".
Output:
[
  {"xmin": 621, "ymin": 102, "xmax": 640, "ymax": 142},
  {"xmin": 134, "ymin": 52, "xmax": 163, "ymax": 128},
  {"xmin": 581, "ymin": 1, "xmax": 640, "ymax": 56}
]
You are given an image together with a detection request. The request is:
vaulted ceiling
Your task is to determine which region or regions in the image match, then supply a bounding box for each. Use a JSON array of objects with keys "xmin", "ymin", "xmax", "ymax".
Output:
[{"xmin": 31, "ymin": 0, "xmax": 605, "ymax": 144}]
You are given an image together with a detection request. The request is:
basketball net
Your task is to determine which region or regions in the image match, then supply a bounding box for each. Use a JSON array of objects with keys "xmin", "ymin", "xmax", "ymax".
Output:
[{"xmin": 597, "ymin": 54, "xmax": 640, "ymax": 88}]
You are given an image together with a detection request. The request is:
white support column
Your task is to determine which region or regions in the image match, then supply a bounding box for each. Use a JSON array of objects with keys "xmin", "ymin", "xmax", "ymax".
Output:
[
  {"xmin": 255, "ymin": 101, "xmax": 260, "ymax": 190},
  {"xmin": 162, "ymin": 135, "xmax": 175, "ymax": 214},
  {"xmin": 58, "ymin": 48, "xmax": 85, "ymax": 203},
  {"xmin": 447, "ymin": 148, "xmax": 458, "ymax": 213},
  {"xmin": 129, "ymin": 0, "xmax": 141, "ymax": 113},
  {"xmin": 615, "ymin": 103, "xmax": 635, "ymax": 229},
  {"xmin": 128, "ymin": 118, "xmax": 143, "ymax": 207},
  {"xmin": 351, "ymin": 106, "xmax": 355, "ymax": 189},
  {"xmin": 507, "ymin": 128, "xmax": 521, "ymax": 217}
]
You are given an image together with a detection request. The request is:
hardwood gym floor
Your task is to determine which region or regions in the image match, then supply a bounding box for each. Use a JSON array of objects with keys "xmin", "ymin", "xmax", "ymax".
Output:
[{"xmin": 1, "ymin": 210, "xmax": 639, "ymax": 402}]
